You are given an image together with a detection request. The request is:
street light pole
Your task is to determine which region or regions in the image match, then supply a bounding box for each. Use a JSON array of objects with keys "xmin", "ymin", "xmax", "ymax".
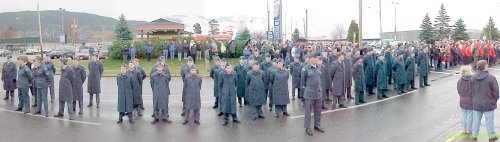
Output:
[
  {"xmin": 392, "ymin": 2, "xmax": 399, "ymax": 41},
  {"xmin": 379, "ymin": 0, "xmax": 382, "ymax": 49},
  {"xmin": 37, "ymin": 3, "xmax": 44, "ymax": 57},
  {"xmin": 359, "ymin": 0, "xmax": 363, "ymax": 45}
]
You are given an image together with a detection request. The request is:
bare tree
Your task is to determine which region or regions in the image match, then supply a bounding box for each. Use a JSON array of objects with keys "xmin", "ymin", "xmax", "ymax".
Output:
[
  {"xmin": 252, "ymin": 31, "xmax": 266, "ymax": 42},
  {"xmin": 332, "ymin": 24, "xmax": 346, "ymax": 41}
]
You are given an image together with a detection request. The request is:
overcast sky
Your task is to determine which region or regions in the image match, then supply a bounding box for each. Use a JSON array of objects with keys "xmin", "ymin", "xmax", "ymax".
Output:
[{"xmin": 1, "ymin": 0, "xmax": 499, "ymax": 38}]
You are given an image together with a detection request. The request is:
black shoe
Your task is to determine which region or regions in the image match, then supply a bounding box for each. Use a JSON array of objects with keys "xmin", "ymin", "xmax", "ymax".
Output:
[
  {"xmin": 239, "ymin": 105, "xmax": 242, "ymax": 107},
  {"xmin": 424, "ymin": 84, "xmax": 430, "ymax": 86},
  {"xmin": 34, "ymin": 111, "xmax": 41, "ymax": 115},
  {"xmin": 339, "ymin": 105, "xmax": 347, "ymax": 108},
  {"xmin": 31, "ymin": 104, "xmax": 37, "ymax": 107},
  {"xmin": 141, "ymin": 107, "xmax": 145, "ymax": 110},
  {"xmin": 128, "ymin": 119, "xmax": 134, "ymax": 124},
  {"xmin": 194, "ymin": 121, "xmax": 200, "ymax": 125},
  {"xmin": 54, "ymin": 114, "xmax": 64, "ymax": 118},
  {"xmin": 212, "ymin": 105, "xmax": 218, "ymax": 109},
  {"xmin": 420, "ymin": 85, "xmax": 424, "ymax": 88},
  {"xmin": 377, "ymin": 97, "xmax": 383, "ymax": 100},
  {"xmin": 314, "ymin": 127, "xmax": 325, "ymax": 133},
  {"xmin": 79, "ymin": 110, "xmax": 83, "ymax": 115},
  {"xmin": 222, "ymin": 121, "xmax": 228, "ymax": 126},
  {"xmin": 292, "ymin": 98, "xmax": 295, "ymax": 100},
  {"xmin": 96, "ymin": 104, "xmax": 100, "ymax": 108},
  {"xmin": 275, "ymin": 114, "xmax": 280, "ymax": 118},
  {"xmin": 360, "ymin": 101, "xmax": 367, "ymax": 103},
  {"xmin": 382, "ymin": 95, "xmax": 389, "ymax": 98},
  {"xmin": 233, "ymin": 120, "xmax": 240, "ymax": 123},
  {"xmin": 306, "ymin": 129, "xmax": 313, "ymax": 136},
  {"xmin": 258, "ymin": 115, "xmax": 266, "ymax": 119},
  {"xmin": 269, "ymin": 108, "xmax": 273, "ymax": 111},
  {"xmin": 217, "ymin": 112, "xmax": 223, "ymax": 116},
  {"xmin": 411, "ymin": 87, "xmax": 418, "ymax": 90},
  {"xmin": 182, "ymin": 121, "xmax": 188, "ymax": 125},
  {"xmin": 489, "ymin": 137, "xmax": 498, "ymax": 141},
  {"xmin": 151, "ymin": 119, "xmax": 159, "ymax": 124},
  {"xmin": 117, "ymin": 119, "xmax": 123, "ymax": 124},
  {"xmin": 15, "ymin": 108, "xmax": 22, "ymax": 111},
  {"xmin": 401, "ymin": 91, "xmax": 407, "ymax": 93},
  {"xmin": 87, "ymin": 104, "xmax": 93, "ymax": 107},
  {"xmin": 163, "ymin": 119, "xmax": 172, "ymax": 123},
  {"xmin": 181, "ymin": 113, "xmax": 185, "ymax": 116},
  {"xmin": 3, "ymin": 97, "xmax": 8, "ymax": 100},
  {"xmin": 321, "ymin": 106, "xmax": 327, "ymax": 110},
  {"xmin": 283, "ymin": 112, "xmax": 290, "ymax": 116}
]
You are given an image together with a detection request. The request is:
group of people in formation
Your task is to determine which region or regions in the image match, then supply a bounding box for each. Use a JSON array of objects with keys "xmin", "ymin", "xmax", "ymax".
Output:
[
  {"xmin": 2, "ymin": 55, "xmax": 103, "ymax": 119},
  {"xmin": 1, "ymin": 41, "xmax": 434, "ymax": 136}
]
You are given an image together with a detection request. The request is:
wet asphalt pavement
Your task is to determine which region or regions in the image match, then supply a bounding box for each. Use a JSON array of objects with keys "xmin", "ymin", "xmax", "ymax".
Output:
[{"xmin": 0, "ymin": 66, "xmax": 499, "ymax": 142}]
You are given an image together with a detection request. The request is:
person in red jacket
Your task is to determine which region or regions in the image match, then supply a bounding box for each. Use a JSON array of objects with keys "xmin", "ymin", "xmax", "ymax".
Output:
[{"xmin": 487, "ymin": 40, "xmax": 496, "ymax": 65}]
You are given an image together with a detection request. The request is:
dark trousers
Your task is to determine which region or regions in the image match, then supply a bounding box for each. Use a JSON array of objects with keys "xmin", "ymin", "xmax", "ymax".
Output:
[
  {"xmin": 419, "ymin": 75, "xmax": 428, "ymax": 87},
  {"xmin": 89, "ymin": 93, "xmax": 100, "ymax": 105},
  {"xmin": 31, "ymin": 86, "xmax": 36, "ymax": 105},
  {"xmin": 223, "ymin": 113, "xmax": 238, "ymax": 122},
  {"xmin": 407, "ymin": 79, "xmax": 415, "ymax": 90},
  {"xmin": 332, "ymin": 95, "xmax": 345, "ymax": 107},
  {"xmin": 4, "ymin": 90, "xmax": 14, "ymax": 99},
  {"xmin": 17, "ymin": 88, "xmax": 30, "ymax": 112},
  {"xmin": 146, "ymin": 53, "xmax": 152, "ymax": 61},
  {"xmin": 304, "ymin": 99, "xmax": 322, "ymax": 129},
  {"xmin": 275, "ymin": 105, "xmax": 287, "ymax": 115},
  {"xmin": 345, "ymin": 86, "xmax": 352, "ymax": 98},
  {"xmin": 35, "ymin": 87, "xmax": 48, "ymax": 115},
  {"xmin": 214, "ymin": 97, "xmax": 219, "ymax": 107},
  {"xmin": 119, "ymin": 112, "xmax": 132, "ymax": 119},
  {"xmin": 292, "ymin": 86, "xmax": 300, "ymax": 98},
  {"xmin": 377, "ymin": 89, "xmax": 387, "ymax": 98},
  {"xmin": 355, "ymin": 91, "xmax": 364, "ymax": 104},
  {"xmin": 252, "ymin": 105, "xmax": 264, "ymax": 118}
]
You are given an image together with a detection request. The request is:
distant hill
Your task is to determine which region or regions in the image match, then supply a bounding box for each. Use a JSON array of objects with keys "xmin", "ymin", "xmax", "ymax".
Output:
[{"xmin": 0, "ymin": 10, "xmax": 146, "ymax": 36}]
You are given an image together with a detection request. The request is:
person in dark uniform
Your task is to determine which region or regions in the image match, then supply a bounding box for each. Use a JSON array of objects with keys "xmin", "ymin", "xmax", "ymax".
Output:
[
  {"xmin": 259, "ymin": 54, "xmax": 273, "ymax": 111},
  {"xmin": 72, "ymin": 58, "xmax": 86, "ymax": 114},
  {"xmin": 219, "ymin": 65, "xmax": 240, "ymax": 126},
  {"xmin": 270, "ymin": 59, "xmax": 290, "ymax": 118},
  {"xmin": 2, "ymin": 55, "xmax": 17, "ymax": 100},
  {"xmin": 344, "ymin": 51, "xmax": 354, "ymax": 100},
  {"xmin": 32, "ymin": 56, "xmax": 50, "ymax": 117},
  {"xmin": 116, "ymin": 66, "xmax": 134, "ymax": 124},
  {"xmin": 301, "ymin": 53, "xmax": 325, "ymax": 136},
  {"xmin": 289, "ymin": 56, "xmax": 302, "ymax": 100},
  {"xmin": 363, "ymin": 48, "xmax": 376, "ymax": 95},
  {"xmin": 15, "ymin": 56, "xmax": 31, "ymax": 113},
  {"xmin": 384, "ymin": 46, "xmax": 394, "ymax": 85},
  {"xmin": 330, "ymin": 52, "xmax": 347, "ymax": 109},
  {"xmin": 127, "ymin": 62, "xmax": 141, "ymax": 117},
  {"xmin": 246, "ymin": 63, "xmax": 266, "ymax": 120},
  {"xmin": 417, "ymin": 48, "xmax": 431, "ymax": 87},
  {"xmin": 87, "ymin": 55, "xmax": 104, "ymax": 108},
  {"xmin": 353, "ymin": 55, "xmax": 366, "ymax": 105},
  {"xmin": 180, "ymin": 57, "xmax": 198, "ymax": 116},
  {"xmin": 54, "ymin": 58, "xmax": 75, "ymax": 120},
  {"xmin": 243, "ymin": 57, "xmax": 256, "ymax": 105},
  {"xmin": 210, "ymin": 58, "xmax": 222, "ymax": 108},
  {"xmin": 234, "ymin": 56, "xmax": 247, "ymax": 107},
  {"xmin": 392, "ymin": 51, "xmax": 407, "ymax": 95},
  {"xmin": 43, "ymin": 56, "xmax": 56, "ymax": 102},
  {"xmin": 375, "ymin": 55, "xmax": 388, "ymax": 100},
  {"xmin": 182, "ymin": 67, "xmax": 202, "ymax": 125},
  {"xmin": 133, "ymin": 59, "xmax": 147, "ymax": 110},
  {"xmin": 150, "ymin": 63, "xmax": 172, "ymax": 124},
  {"xmin": 405, "ymin": 53, "xmax": 417, "ymax": 91}
]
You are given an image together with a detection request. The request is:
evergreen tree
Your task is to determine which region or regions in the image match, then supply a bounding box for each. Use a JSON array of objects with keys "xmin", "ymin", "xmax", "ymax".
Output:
[
  {"xmin": 346, "ymin": 20, "xmax": 359, "ymax": 43},
  {"xmin": 433, "ymin": 4, "xmax": 452, "ymax": 40},
  {"xmin": 419, "ymin": 13, "xmax": 435, "ymax": 44},
  {"xmin": 208, "ymin": 19, "xmax": 220, "ymax": 35},
  {"xmin": 236, "ymin": 27, "xmax": 251, "ymax": 40},
  {"xmin": 114, "ymin": 14, "xmax": 132, "ymax": 41},
  {"xmin": 451, "ymin": 18, "xmax": 469, "ymax": 41},
  {"xmin": 193, "ymin": 23, "xmax": 202, "ymax": 34},
  {"xmin": 292, "ymin": 28, "xmax": 300, "ymax": 43},
  {"xmin": 482, "ymin": 16, "xmax": 500, "ymax": 40}
]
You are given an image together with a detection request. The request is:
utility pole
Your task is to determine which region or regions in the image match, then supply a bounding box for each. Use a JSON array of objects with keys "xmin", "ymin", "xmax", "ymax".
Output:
[
  {"xmin": 379, "ymin": 0, "xmax": 383, "ymax": 49},
  {"xmin": 359, "ymin": 0, "xmax": 363, "ymax": 45},
  {"xmin": 37, "ymin": 3, "xmax": 44, "ymax": 57},
  {"xmin": 305, "ymin": 10, "xmax": 308, "ymax": 39},
  {"xmin": 392, "ymin": 2, "xmax": 399, "ymax": 41},
  {"xmin": 267, "ymin": 0, "xmax": 270, "ymax": 41}
]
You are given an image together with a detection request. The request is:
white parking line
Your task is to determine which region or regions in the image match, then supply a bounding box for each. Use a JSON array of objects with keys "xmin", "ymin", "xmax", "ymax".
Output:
[
  {"xmin": 290, "ymin": 90, "xmax": 419, "ymax": 119},
  {"xmin": 0, "ymin": 108, "xmax": 102, "ymax": 126}
]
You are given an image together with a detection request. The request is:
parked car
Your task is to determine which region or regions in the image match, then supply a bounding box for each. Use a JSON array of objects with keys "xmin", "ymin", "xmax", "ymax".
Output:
[
  {"xmin": 0, "ymin": 49, "xmax": 12, "ymax": 57},
  {"xmin": 74, "ymin": 49, "xmax": 90, "ymax": 60},
  {"xmin": 48, "ymin": 47, "xmax": 75, "ymax": 59},
  {"xmin": 24, "ymin": 47, "xmax": 40, "ymax": 55},
  {"xmin": 98, "ymin": 45, "xmax": 109, "ymax": 59}
]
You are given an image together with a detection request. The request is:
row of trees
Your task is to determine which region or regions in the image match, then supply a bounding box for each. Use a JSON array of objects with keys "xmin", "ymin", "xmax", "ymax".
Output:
[{"xmin": 419, "ymin": 4, "xmax": 500, "ymax": 44}]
